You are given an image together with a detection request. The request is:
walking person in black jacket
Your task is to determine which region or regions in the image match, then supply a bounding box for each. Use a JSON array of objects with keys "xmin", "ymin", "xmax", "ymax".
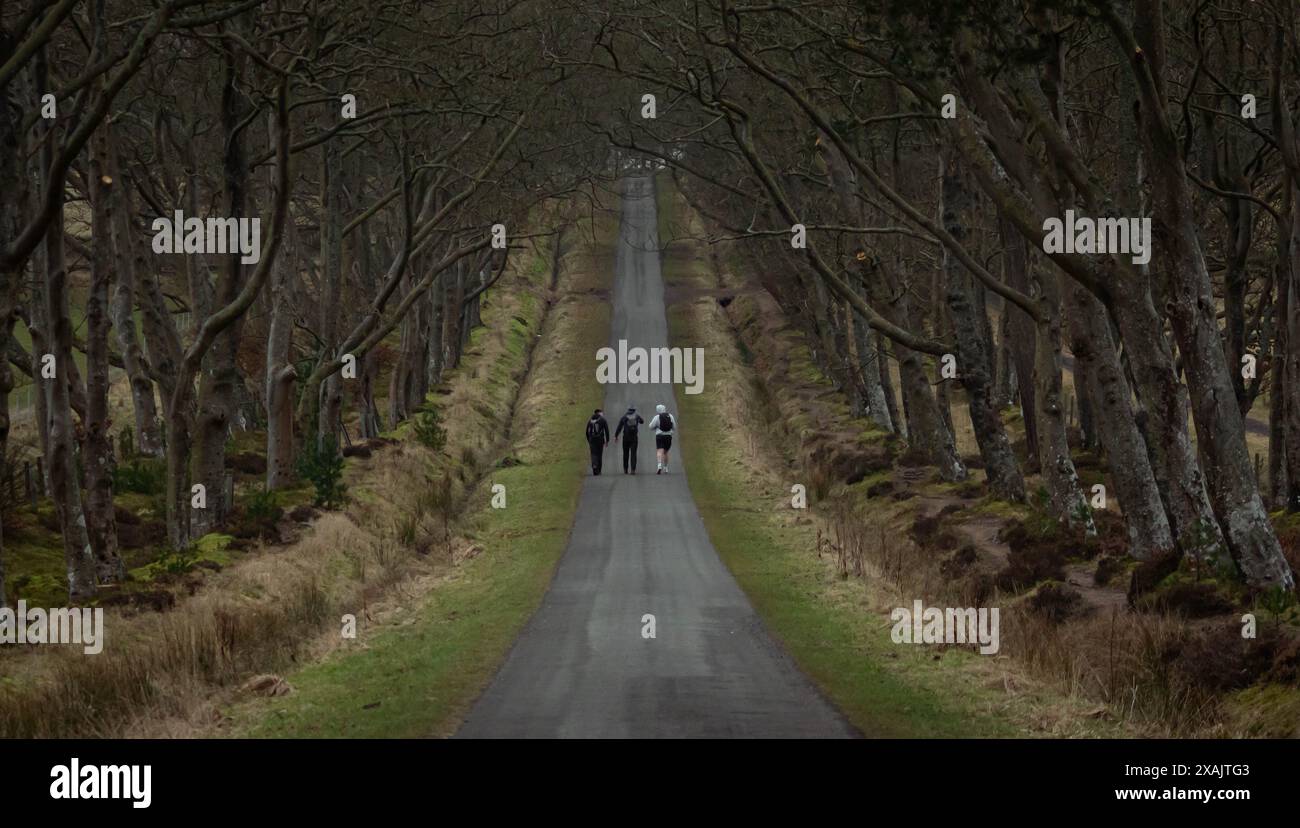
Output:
[
  {"xmin": 585, "ymin": 409, "xmax": 610, "ymax": 475},
  {"xmin": 614, "ymin": 407, "xmax": 645, "ymax": 474}
]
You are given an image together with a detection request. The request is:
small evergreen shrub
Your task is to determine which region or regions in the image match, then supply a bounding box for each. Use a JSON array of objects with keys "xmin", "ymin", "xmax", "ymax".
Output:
[
  {"xmin": 296, "ymin": 438, "xmax": 348, "ymax": 509},
  {"xmin": 413, "ymin": 406, "xmax": 448, "ymax": 452},
  {"xmin": 113, "ymin": 458, "xmax": 167, "ymax": 495}
]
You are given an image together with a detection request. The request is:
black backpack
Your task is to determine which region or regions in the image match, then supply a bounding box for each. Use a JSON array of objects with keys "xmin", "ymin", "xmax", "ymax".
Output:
[
  {"xmin": 658, "ymin": 413, "xmax": 673, "ymax": 432},
  {"xmin": 586, "ymin": 418, "xmax": 601, "ymax": 442}
]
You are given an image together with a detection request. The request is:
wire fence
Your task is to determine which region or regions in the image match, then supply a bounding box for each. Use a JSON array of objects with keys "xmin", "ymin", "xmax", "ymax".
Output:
[{"xmin": 10, "ymin": 383, "xmax": 36, "ymax": 419}]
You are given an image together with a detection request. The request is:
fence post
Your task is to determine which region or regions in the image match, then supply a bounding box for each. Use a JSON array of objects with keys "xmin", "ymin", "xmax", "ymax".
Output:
[{"xmin": 223, "ymin": 472, "xmax": 235, "ymax": 527}]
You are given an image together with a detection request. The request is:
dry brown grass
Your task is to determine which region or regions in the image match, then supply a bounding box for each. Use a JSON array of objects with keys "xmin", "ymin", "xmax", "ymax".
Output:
[
  {"xmin": 814, "ymin": 482, "xmax": 1235, "ymax": 734},
  {"xmin": 0, "ymin": 408, "xmax": 505, "ymax": 737},
  {"xmin": 0, "ymin": 221, "xmax": 562, "ymax": 738},
  {"xmin": 725, "ymin": 284, "xmax": 1300, "ymax": 735},
  {"xmin": 1003, "ymin": 607, "xmax": 1221, "ymax": 734},
  {"xmin": 1, "ymin": 507, "xmax": 396, "ymax": 737}
]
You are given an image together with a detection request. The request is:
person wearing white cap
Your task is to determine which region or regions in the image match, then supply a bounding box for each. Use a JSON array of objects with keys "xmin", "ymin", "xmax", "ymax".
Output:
[{"xmin": 646, "ymin": 403, "xmax": 676, "ymax": 474}]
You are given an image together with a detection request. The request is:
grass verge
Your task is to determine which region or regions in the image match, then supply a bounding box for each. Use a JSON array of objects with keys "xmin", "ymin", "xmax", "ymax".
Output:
[
  {"xmin": 669, "ymin": 304, "xmax": 1028, "ymax": 737},
  {"xmin": 225, "ymin": 207, "xmax": 614, "ymax": 738}
]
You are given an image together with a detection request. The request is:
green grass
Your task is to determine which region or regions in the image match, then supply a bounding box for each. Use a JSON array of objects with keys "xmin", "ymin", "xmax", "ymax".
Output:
[
  {"xmin": 1224, "ymin": 682, "xmax": 1300, "ymax": 737},
  {"xmin": 233, "ymin": 441, "xmax": 592, "ymax": 738},
  {"xmin": 671, "ymin": 312, "xmax": 1018, "ymax": 737},
  {"xmin": 4, "ymin": 503, "xmax": 74, "ymax": 607},
  {"xmin": 228, "ymin": 247, "xmax": 609, "ymax": 738}
]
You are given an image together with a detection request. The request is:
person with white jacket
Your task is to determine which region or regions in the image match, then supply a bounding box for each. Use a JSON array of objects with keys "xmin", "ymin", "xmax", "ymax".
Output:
[{"xmin": 646, "ymin": 403, "xmax": 677, "ymax": 474}]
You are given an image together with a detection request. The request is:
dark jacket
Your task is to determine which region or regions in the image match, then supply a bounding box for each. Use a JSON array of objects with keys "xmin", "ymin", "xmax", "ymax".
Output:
[
  {"xmin": 614, "ymin": 411, "xmax": 644, "ymax": 442},
  {"xmin": 585, "ymin": 414, "xmax": 610, "ymax": 445}
]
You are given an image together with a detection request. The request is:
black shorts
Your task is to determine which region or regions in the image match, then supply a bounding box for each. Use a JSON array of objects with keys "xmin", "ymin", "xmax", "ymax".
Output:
[{"xmin": 655, "ymin": 434, "xmax": 672, "ymax": 451}]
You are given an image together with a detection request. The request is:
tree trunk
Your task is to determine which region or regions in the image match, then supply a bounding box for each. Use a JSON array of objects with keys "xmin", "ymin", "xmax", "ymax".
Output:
[
  {"xmin": 318, "ymin": 141, "xmax": 344, "ymax": 445},
  {"xmin": 1067, "ymin": 283, "xmax": 1172, "ymax": 558},
  {"xmin": 875, "ymin": 259, "xmax": 964, "ymax": 481},
  {"xmin": 267, "ymin": 363, "xmax": 296, "ymax": 488},
  {"xmin": 44, "ymin": 195, "xmax": 97, "ymax": 600},
  {"xmin": 1205, "ymin": 112, "xmax": 1254, "ymax": 414},
  {"xmin": 85, "ymin": 128, "xmax": 123, "ymax": 583},
  {"xmin": 467, "ymin": 264, "xmax": 484, "ymax": 330},
  {"xmin": 389, "ymin": 271, "xmax": 419, "ymax": 424},
  {"xmin": 33, "ymin": 40, "xmax": 95, "ymax": 598},
  {"xmin": 443, "ymin": 259, "xmax": 465, "ymax": 371},
  {"xmin": 1283, "ymin": 180, "xmax": 1300, "ymax": 512},
  {"xmin": 0, "ymin": 281, "xmax": 12, "ymax": 611},
  {"xmin": 164, "ymin": 406, "xmax": 193, "ymax": 549},
  {"xmin": 1269, "ymin": 266, "xmax": 1288, "ymax": 507},
  {"xmin": 0, "ymin": 58, "xmax": 18, "ymax": 609},
  {"xmin": 1031, "ymin": 265, "xmax": 1094, "ymax": 534},
  {"xmin": 1137, "ymin": 92, "xmax": 1291, "ymax": 587},
  {"xmin": 998, "ymin": 211, "xmax": 1039, "ymax": 469},
  {"xmin": 412, "ymin": 270, "xmax": 432, "ymax": 404},
  {"xmin": 425, "ymin": 270, "xmax": 445, "ymax": 390},
  {"xmin": 851, "ymin": 278, "xmax": 893, "ymax": 432},
  {"xmin": 899, "ymin": 348, "xmax": 964, "ymax": 480},
  {"xmin": 815, "ymin": 140, "xmax": 885, "ymax": 420},
  {"xmin": 106, "ymin": 132, "xmax": 163, "ymax": 456},
  {"xmin": 193, "ymin": 292, "xmax": 242, "ymax": 527},
  {"xmin": 933, "ymin": 301, "xmax": 956, "ymax": 441},
  {"xmin": 1160, "ymin": 197, "xmax": 1289, "ymax": 584},
  {"xmin": 1101, "ymin": 29, "xmax": 1224, "ymax": 559},
  {"xmin": 877, "ymin": 333, "xmax": 903, "ymax": 438},
  {"xmin": 1118, "ymin": 1, "xmax": 1291, "ymax": 588},
  {"xmin": 1076, "ymin": 376, "xmax": 1098, "ymax": 452},
  {"xmin": 1269, "ymin": 190, "xmax": 1289, "ymax": 507},
  {"xmin": 1108, "ymin": 277, "xmax": 1224, "ymax": 550},
  {"xmin": 942, "ymin": 157, "xmax": 1024, "ymax": 501},
  {"xmin": 355, "ymin": 208, "xmax": 381, "ymax": 437},
  {"xmin": 993, "ymin": 306, "xmax": 1016, "ymax": 408},
  {"xmin": 194, "ymin": 43, "xmax": 253, "ymax": 528},
  {"xmin": 835, "ymin": 299, "xmax": 864, "ymax": 416},
  {"xmin": 265, "ymin": 195, "xmax": 296, "ymax": 488}
]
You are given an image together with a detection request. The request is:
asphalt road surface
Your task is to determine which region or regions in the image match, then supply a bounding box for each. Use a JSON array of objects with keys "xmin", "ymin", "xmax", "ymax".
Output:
[{"xmin": 456, "ymin": 176, "xmax": 856, "ymax": 738}]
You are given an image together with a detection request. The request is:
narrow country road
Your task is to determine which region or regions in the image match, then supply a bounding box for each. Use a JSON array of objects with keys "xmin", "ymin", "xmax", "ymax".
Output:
[{"xmin": 456, "ymin": 176, "xmax": 856, "ymax": 738}]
